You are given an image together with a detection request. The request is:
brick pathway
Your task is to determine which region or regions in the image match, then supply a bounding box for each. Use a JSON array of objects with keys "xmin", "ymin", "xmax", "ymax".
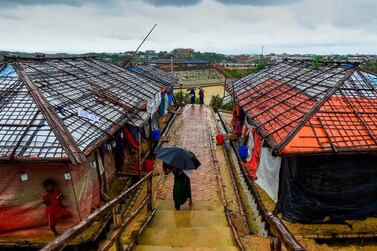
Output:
[
  {"xmin": 134, "ymin": 105, "xmax": 237, "ymax": 250},
  {"xmin": 157, "ymin": 105, "xmax": 220, "ymax": 202}
]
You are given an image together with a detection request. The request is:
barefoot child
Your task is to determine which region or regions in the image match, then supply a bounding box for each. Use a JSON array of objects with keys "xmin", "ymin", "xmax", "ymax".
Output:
[{"xmin": 42, "ymin": 179, "xmax": 70, "ymax": 236}]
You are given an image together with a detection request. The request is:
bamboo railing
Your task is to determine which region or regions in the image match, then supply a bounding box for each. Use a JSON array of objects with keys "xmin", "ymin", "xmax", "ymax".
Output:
[
  {"xmin": 214, "ymin": 109, "xmax": 305, "ymax": 251},
  {"xmin": 40, "ymin": 172, "xmax": 153, "ymax": 251}
]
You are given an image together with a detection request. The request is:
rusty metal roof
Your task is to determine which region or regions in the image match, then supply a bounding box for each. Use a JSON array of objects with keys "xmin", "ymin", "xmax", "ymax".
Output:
[{"xmin": 226, "ymin": 59, "xmax": 377, "ymax": 155}]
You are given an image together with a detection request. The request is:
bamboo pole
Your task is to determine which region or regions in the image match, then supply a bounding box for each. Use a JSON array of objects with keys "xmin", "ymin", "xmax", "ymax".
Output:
[
  {"xmin": 98, "ymin": 194, "xmax": 151, "ymax": 251},
  {"xmin": 138, "ymin": 127, "xmax": 142, "ymax": 178}
]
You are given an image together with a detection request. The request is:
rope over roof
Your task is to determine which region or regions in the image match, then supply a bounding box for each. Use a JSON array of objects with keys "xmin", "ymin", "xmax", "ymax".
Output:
[
  {"xmin": 226, "ymin": 59, "xmax": 377, "ymax": 155},
  {"xmin": 0, "ymin": 57, "xmax": 165, "ymax": 163}
]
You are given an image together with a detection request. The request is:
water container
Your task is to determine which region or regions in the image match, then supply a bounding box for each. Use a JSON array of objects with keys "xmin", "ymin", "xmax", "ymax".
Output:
[
  {"xmin": 216, "ymin": 134, "xmax": 224, "ymax": 145},
  {"xmin": 152, "ymin": 129, "xmax": 161, "ymax": 140},
  {"xmin": 238, "ymin": 145, "xmax": 248, "ymax": 159},
  {"xmin": 144, "ymin": 159, "xmax": 154, "ymax": 171}
]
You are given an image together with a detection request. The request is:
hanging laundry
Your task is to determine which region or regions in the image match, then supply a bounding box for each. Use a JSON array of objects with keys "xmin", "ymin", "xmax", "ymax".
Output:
[
  {"xmin": 231, "ymin": 105, "xmax": 244, "ymax": 136},
  {"xmin": 77, "ymin": 107, "xmax": 100, "ymax": 122},
  {"xmin": 159, "ymin": 92, "xmax": 166, "ymax": 116},
  {"xmin": 114, "ymin": 133, "xmax": 125, "ymax": 170},
  {"xmin": 151, "ymin": 112, "xmax": 160, "ymax": 130},
  {"xmin": 164, "ymin": 93, "xmax": 168, "ymax": 114},
  {"xmin": 147, "ymin": 92, "xmax": 161, "ymax": 115},
  {"xmin": 144, "ymin": 122, "xmax": 151, "ymax": 139},
  {"xmin": 232, "ymin": 116, "xmax": 244, "ymax": 136},
  {"xmin": 123, "ymin": 127, "xmax": 139, "ymax": 150},
  {"xmin": 244, "ymin": 128, "xmax": 263, "ymax": 180},
  {"xmin": 167, "ymin": 92, "xmax": 173, "ymax": 107}
]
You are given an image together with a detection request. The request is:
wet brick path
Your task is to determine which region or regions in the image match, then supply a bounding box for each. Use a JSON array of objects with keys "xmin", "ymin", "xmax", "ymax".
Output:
[{"xmin": 157, "ymin": 105, "xmax": 220, "ymax": 202}]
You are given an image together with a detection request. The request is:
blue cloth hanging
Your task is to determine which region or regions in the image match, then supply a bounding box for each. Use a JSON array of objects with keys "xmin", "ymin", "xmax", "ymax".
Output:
[
  {"xmin": 167, "ymin": 93, "xmax": 173, "ymax": 107},
  {"xmin": 159, "ymin": 92, "xmax": 166, "ymax": 116}
]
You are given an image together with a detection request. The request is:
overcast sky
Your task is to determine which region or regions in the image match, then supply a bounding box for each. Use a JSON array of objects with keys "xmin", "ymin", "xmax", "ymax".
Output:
[{"xmin": 0, "ymin": 0, "xmax": 376, "ymax": 55}]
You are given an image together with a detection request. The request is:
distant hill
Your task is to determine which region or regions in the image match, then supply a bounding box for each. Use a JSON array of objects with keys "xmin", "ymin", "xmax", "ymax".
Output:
[{"xmin": 0, "ymin": 50, "xmax": 235, "ymax": 65}]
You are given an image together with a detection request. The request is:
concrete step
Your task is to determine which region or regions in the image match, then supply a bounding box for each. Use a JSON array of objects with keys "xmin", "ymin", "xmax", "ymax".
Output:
[
  {"xmin": 138, "ymin": 226, "xmax": 235, "ymax": 247},
  {"xmin": 155, "ymin": 199, "xmax": 224, "ymax": 211},
  {"xmin": 133, "ymin": 245, "xmax": 238, "ymax": 251},
  {"xmin": 241, "ymin": 236, "xmax": 271, "ymax": 251},
  {"xmin": 148, "ymin": 209, "xmax": 228, "ymax": 228}
]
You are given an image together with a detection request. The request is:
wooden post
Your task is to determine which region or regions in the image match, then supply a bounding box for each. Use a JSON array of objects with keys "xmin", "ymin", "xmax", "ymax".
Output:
[
  {"xmin": 270, "ymin": 236, "xmax": 282, "ymax": 251},
  {"xmin": 138, "ymin": 127, "xmax": 142, "ymax": 178},
  {"xmin": 180, "ymin": 83, "xmax": 183, "ymax": 106},
  {"xmin": 112, "ymin": 205, "xmax": 121, "ymax": 251},
  {"xmin": 222, "ymin": 77, "xmax": 227, "ymax": 111},
  {"xmin": 149, "ymin": 117, "xmax": 153, "ymax": 151}
]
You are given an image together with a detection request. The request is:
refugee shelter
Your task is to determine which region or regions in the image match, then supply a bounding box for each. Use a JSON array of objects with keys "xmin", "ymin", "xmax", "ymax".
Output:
[
  {"xmin": 127, "ymin": 64, "xmax": 178, "ymax": 117},
  {"xmin": 0, "ymin": 56, "xmax": 170, "ymax": 245},
  {"xmin": 226, "ymin": 59, "xmax": 377, "ymax": 224}
]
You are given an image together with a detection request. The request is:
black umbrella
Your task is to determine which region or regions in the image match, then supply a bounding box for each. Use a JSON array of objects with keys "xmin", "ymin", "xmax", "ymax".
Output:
[{"xmin": 156, "ymin": 146, "xmax": 201, "ymax": 170}]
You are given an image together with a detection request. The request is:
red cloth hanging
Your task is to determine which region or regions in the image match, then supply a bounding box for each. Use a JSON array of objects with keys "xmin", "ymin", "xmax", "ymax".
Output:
[
  {"xmin": 244, "ymin": 128, "xmax": 263, "ymax": 180},
  {"xmin": 123, "ymin": 127, "xmax": 139, "ymax": 150},
  {"xmin": 231, "ymin": 105, "xmax": 243, "ymax": 136}
]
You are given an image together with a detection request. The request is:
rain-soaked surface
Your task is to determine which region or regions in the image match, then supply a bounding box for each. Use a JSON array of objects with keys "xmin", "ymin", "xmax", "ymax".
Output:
[{"xmin": 133, "ymin": 105, "xmax": 238, "ymax": 250}]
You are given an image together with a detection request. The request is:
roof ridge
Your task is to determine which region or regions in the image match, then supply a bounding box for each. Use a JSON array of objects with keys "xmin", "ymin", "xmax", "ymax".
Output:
[
  {"xmin": 358, "ymin": 67, "xmax": 377, "ymax": 77},
  {"xmin": 14, "ymin": 63, "xmax": 87, "ymax": 164},
  {"xmin": 273, "ymin": 67, "xmax": 355, "ymax": 154}
]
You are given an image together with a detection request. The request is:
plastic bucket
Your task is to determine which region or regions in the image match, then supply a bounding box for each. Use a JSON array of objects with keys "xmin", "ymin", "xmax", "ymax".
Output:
[
  {"xmin": 238, "ymin": 145, "xmax": 248, "ymax": 159},
  {"xmin": 216, "ymin": 134, "xmax": 224, "ymax": 145},
  {"xmin": 152, "ymin": 130, "xmax": 161, "ymax": 140},
  {"xmin": 144, "ymin": 159, "xmax": 155, "ymax": 171}
]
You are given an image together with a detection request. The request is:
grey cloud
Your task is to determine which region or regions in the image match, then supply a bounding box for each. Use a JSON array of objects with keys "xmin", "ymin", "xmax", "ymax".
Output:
[
  {"xmin": 295, "ymin": 14, "xmax": 318, "ymax": 30},
  {"xmin": 0, "ymin": 0, "xmax": 300, "ymax": 8},
  {"xmin": 142, "ymin": 0, "xmax": 201, "ymax": 7},
  {"xmin": 215, "ymin": 0, "xmax": 300, "ymax": 6},
  {"xmin": 333, "ymin": 0, "xmax": 377, "ymax": 29},
  {"xmin": 136, "ymin": 0, "xmax": 301, "ymax": 7},
  {"xmin": 0, "ymin": 0, "xmax": 115, "ymax": 8}
]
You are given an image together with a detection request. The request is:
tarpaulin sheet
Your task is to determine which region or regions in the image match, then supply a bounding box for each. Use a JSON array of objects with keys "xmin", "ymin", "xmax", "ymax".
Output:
[
  {"xmin": 276, "ymin": 155, "xmax": 377, "ymax": 223},
  {"xmin": 147, "ymin": 92, "xmax": 161, "ymax": 115},
  {"xmin": 0, "ymin": 163, "xmax": 100, "ymax": 239},
  {"xmin": 255, "ymin": 147, "xmax": 281, "ymax": 202}
]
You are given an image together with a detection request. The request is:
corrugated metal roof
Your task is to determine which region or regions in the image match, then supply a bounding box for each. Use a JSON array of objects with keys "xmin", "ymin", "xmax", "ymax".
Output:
[
  {"xmin": 227, "ymin": 59, "xmax": 377, "ymax": 155},
  {"xmin": 0, "ymin": 57, "xmax": 164, "ymax": 163},
  {"xmin": 128, "ymin": 65, "xmax": 178, "ymax": 86}
]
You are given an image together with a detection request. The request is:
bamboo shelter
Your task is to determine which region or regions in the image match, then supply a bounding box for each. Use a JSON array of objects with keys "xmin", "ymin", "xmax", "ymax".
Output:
[
  {"xmin": 0, "ymin": 56, "xmax": 172, "ymax": 246},
  {"xmin": 127, "ymin": 64, "xmax": 178, "ymax": 86},
  {"xmin": 226, "ymin": 59, "xmax": 377, "ymax": 226}
]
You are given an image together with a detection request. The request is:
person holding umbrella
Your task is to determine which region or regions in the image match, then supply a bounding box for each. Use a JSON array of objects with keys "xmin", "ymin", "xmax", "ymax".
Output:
[
  {"xmin": 163, "ymin": 163, "xmax": 192, "ymax": 210},
  {"xmin": 157, "ymin": 146, "xmax": 201, "ymax": 210}
]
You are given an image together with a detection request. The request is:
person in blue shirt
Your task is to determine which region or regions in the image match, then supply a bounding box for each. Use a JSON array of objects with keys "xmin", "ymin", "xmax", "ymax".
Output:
[{"xmin": 189, "ymin": 89, "xmax": 196, "ymax": 105}]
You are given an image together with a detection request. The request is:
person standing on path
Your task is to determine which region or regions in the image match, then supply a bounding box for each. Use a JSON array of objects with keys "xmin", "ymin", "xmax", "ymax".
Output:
[
  {"xmin": 189, "ymin": 88, "xmax": 196, "ymax": 105},
  {"xmin": 163, "ymin": 162, "xmax": 193, "ymax": 210},
  {"xmin": 199, "ymin": 88, "xmax": 204, "ymax": 105}
]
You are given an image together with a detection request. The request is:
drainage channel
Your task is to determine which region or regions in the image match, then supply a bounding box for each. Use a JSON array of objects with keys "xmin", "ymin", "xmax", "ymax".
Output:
[
  {"xmin": 213, "ymin": 108, "xmax": 306, "ymax": 251},
  {"xmin": 212, "ymin": 108, "xmax": 267, "ymax": 237}
]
